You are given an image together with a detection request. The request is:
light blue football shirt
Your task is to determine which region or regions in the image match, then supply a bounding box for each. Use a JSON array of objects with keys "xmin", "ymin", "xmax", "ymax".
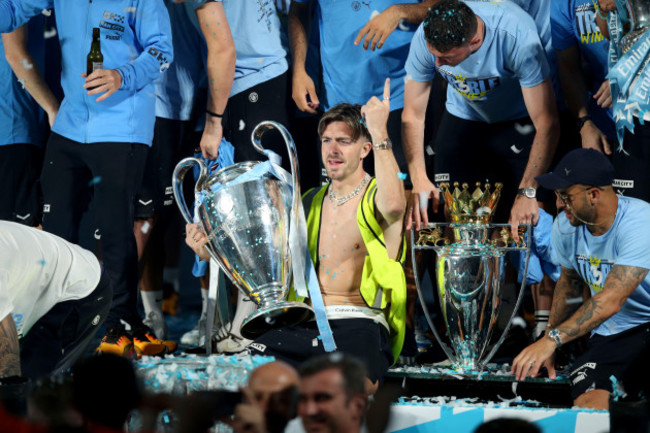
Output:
[
  {"xmin": 551, "ymin": 0, "xmax": 614, "ymax": 136},
  {"xmin": 294, "ymin": 0, "xmax": 423, "ymax": 111},
  {"xmin": 188, "ymin": 0, "xmax": 288, "ymax": 97},
  {"xmin": 552, "ymin": 196, "xmax": 650, "ymax": 336},
  {"xmin": 405, "ymin": 0, "xmax": 549, "ymax": 123},
  {"xmin": 0, "ymin": 15, "xmax": 46, "ymax": 146},
  {"xmin": 155, "ymin": 0, "xmax": 204, "ymax": 121}
]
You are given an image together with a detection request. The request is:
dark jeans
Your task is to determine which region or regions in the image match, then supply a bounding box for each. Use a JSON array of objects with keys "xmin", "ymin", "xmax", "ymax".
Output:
[{"xmin": 40, "ymin": 133, "xmax": 148, "ymax": 329}]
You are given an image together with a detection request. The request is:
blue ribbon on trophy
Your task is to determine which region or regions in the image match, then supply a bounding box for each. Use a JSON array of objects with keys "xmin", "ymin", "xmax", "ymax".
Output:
[{"xmin": 606, "ymin": 1, "xmax": 650, "ymax": 149}]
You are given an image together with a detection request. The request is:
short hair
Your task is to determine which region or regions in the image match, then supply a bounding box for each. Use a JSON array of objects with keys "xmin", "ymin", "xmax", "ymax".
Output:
[
  {"xmin": 424, "ymin": 0, "xmax": 477, "ymax": 52},
  {"xmin": 298, "ymin": 353, "xmax": 366, "ymax": 398},
  {"xmin": 317, "ymin": 103, "xmax": 370, "ymax": 143}
]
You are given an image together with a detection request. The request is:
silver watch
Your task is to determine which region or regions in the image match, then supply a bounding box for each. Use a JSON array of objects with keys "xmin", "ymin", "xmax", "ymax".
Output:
[
  {"xmin": 547, "ymin": 329, "xmax": 562, "ymax": 347},
  {"xmin": 373, "ymin": 138, "xmax": 392, "ymax": 151},
  {"xmin": 517, "ymin": 187, "xmax": 537, "ymax": 199}
]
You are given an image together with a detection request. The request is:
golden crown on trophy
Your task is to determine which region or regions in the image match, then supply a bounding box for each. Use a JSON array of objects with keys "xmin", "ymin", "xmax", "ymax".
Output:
[{"xmin": 440, "ymin": 181, "xmax": 503, "ymax": 224}]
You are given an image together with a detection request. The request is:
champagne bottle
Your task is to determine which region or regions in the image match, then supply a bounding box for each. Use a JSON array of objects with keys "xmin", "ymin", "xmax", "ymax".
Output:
[{"xmin": 86, "ymin": 27, "xmax": 103, "ymax": 76}]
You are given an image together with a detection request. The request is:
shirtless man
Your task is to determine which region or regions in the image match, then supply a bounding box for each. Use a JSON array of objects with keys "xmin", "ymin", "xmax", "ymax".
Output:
[{"xmin": 186, "ymin": 78, "xmax": 407, "ymax": 385}]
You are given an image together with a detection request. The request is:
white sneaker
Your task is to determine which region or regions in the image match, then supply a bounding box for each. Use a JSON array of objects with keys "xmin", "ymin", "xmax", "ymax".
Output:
[
  {"xmin": 215, "ymin": 334, "xmax": 253, "ymax": 354},
  {"xmin": 142, "ymin": 310, "xmax": 168, "ymax": 340},
  {"xmin": 180, "ymin": 316, "xmax": 206, "ymax": 347}
]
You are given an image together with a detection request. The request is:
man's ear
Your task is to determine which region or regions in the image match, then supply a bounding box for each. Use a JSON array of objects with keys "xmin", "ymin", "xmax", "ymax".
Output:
[
  {"xmin": 361, "ymin": 141, "xmax": 372, "ymax": 159},
  {"xmin": 349, "ymin": 394, "xmax": 367, "ymax": 420}
]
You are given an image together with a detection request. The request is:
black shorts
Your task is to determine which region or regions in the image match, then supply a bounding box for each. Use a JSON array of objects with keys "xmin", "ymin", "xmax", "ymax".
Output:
[
  {"xmin": 222, "ymin": 73, "xmax": 290, "ymax": 170},
  {"xmin": 612, "ymin": 118, "xmax": 650, "ymax": 203},
  {"xmin": 135, "ymin": 118, "xmax": 190, "ymax": 220},
  {"xmin": 432, "ymin": 111, "xmax": 534, "ymax": 223},
  {"xmin": 569, "ymin": 322, "xmax": 650, "ymax": 401},
  {"xmin": 248, "ymin": 318, "xmax": 394, "ymax": 383},
  {"xmin": 0, "ymin": 143, "xmax": 43, "ymax": 226}
]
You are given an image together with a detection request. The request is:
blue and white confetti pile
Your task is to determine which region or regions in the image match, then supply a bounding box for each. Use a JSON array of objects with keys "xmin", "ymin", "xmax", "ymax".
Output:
[{"xmin": 136, "ymin": 353, "xmax": 275, "ymax": 394}]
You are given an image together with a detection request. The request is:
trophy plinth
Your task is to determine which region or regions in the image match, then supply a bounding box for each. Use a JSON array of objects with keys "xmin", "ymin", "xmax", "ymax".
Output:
[{"xmin": 413, "ymin": 182, "xmax": 530, "ymax": 372}]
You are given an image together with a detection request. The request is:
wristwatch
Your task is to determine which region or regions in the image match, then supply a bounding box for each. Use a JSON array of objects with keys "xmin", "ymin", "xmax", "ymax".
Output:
[
  {"xmin": 517, "ymin": 187, "xmax": 536, "ymax": 199},
  {"xmin": 576, "ymin": 115, "xmax": 592, "ymax": 132},
  {"xmin": 373, "ymin": 138, "xmax": 392, "ymax": 151},
  {"xmin": 547, "ymin": 329, "xmax": 562, "ymax": 348}
]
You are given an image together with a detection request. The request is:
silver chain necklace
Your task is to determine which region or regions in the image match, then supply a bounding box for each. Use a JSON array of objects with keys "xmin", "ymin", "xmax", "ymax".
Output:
[{"xmin": 328, "ymin": 173, "xmax": 371, "ymax": 207}]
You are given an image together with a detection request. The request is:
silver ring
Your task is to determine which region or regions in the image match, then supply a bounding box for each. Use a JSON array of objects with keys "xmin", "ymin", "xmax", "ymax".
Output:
[{"xmin": 383, "ymin": 97, "xmax": 390, "ymax": 101}]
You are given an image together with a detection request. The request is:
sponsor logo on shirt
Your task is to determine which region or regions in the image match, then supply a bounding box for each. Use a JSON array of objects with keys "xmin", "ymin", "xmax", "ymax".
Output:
[
  {"xmin": 437, "ymin": 69, "xmax": 501, "ymax": 101},
  {"xmin": 575, "ymin": 3, "xmax": 604, "ymax": 45},
  {"xmin": 100, "ymin": 11, "xmax": 126, "ymax": 41}
]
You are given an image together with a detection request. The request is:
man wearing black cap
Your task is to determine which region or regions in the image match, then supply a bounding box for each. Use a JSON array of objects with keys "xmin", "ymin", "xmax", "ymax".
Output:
[{"xmin": 512, "ymin": 148, "xmax": 650, "ymax": 410}]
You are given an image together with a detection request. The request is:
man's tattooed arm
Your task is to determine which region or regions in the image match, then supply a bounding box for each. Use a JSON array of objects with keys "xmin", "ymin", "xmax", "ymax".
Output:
[
  {"xmin": 555, "ymin": 265, "xmax": 648, "ymax": 344},
  {"xmin": 0, "ymin": 314, "xmax": 21, "ymax": 378},
  {"xmin": 547, "ymin": 267, "xmax": 587, "ymax": 329}
]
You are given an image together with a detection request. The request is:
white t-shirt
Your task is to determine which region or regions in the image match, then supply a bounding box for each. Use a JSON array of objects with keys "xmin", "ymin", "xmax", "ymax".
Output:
[{"xmin": 0, "ymin": 221, "xmax": 101, "ymax": 339}]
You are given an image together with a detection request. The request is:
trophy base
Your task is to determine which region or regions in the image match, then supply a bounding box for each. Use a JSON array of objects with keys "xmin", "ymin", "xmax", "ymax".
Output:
[{"xmin": 239, "ymin": 302, "xmax": 315, "ymax": 340}]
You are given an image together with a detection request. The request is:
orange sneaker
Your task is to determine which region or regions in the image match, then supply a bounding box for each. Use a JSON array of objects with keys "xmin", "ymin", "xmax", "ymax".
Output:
[
  {"xmin": 132, "ymin": 327, "xmax": 168, "ymax": 357},
  {"xmin": 95, "ymin": 328, "xmax": 137, "ymax": 359},
  {"xmin": 144, "ymin": 333, "xmax": 178, "ymax": 353}
]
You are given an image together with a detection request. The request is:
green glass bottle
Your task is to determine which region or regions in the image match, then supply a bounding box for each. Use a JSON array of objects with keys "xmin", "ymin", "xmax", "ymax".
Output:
[{"xmin": 86, "ymin": 27, "xmax": 103, "ymax": 76}]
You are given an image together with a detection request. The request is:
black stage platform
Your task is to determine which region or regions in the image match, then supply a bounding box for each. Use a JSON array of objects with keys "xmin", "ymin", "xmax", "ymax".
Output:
[{"xmin": 385, "ymin": 364, "xmax": 573, "ymax": 408}]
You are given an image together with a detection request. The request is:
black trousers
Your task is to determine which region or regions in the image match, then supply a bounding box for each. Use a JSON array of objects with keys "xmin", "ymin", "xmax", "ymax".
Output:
[
  {"xmin": 40, "ymin": 133, "xmax": 148, "ymax": 329},
  {"xmin": 432, "ymin": 111, "xmax": 535, "ymax": 223},
  {"xmin": 0, "ymin": 143, "xmax": 43, "ymax": 226},
  {"xmin": 20, "ymin": 274, "xmax": 112, "ymax": 378}
]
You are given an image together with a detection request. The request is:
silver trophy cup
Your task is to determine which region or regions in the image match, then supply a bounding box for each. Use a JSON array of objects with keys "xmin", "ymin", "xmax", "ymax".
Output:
[
  {"xmin": 621, "ymin": 0, "xmax": 650, "ymax": 53},
  {"xmin": 413, "ymin": 223, "xmax": 531, "ymax": 371},
  {"xmin": 172, "ymin": 121, "xmax": 314, "ymax": 339}
]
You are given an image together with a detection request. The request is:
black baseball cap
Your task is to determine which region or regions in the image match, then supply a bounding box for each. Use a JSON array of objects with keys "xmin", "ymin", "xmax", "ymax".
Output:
[{"xmin": 535, "ymin": 148, "xmax": 615, "ymax": 190}]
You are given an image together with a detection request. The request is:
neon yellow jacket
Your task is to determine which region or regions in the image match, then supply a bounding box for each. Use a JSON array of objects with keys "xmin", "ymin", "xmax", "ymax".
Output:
[{"xmin": 291, "ymin": 178, "xmax": 407, "ymax": 362}]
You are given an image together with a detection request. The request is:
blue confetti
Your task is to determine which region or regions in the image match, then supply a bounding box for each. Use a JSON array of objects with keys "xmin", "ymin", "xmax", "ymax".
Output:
[
  {"xmin": 397, "ymin": 172, "xmax": 407, "ymax": 180},
  {"xmin": 38, "ymin": 259, "xmax": 46, "ymax": 266},
  {"xmin": 88, "ymin": 176, "xmax": 102, "ymax": 186}
]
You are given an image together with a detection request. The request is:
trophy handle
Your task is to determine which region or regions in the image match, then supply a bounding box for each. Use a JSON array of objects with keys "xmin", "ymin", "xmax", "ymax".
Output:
[
  {"xmin": 172, "ymin": 157, "xmax": 208, "ymax": 225},
  {"xmin": 480, "ymin": 224, "xmax": 532, "ymax": 367},
  {"xmin": 411, "ymin": 228, "xmax": 459, "ymax": 365},
  {"xmin": 251, "ymin": 121, "xmax": 302, "ymax": 212}
]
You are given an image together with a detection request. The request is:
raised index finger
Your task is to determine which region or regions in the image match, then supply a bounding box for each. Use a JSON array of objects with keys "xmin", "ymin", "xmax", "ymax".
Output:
[{"xmin": 383, "ymin": 77, "xmax": 391, "ymax": 102}]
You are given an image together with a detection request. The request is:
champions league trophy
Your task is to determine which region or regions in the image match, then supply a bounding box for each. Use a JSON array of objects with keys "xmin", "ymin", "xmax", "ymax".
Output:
[
  {"xmin": 621, "ymin": 0, "xmax": 650, "ymax": 53},
  {"xmin": 412, "ymin": 182, "xmax": 531, "ymax": 372},
  {"xmin": 172, "ymin": 121, "xmax": 314, "ymax": 341}
]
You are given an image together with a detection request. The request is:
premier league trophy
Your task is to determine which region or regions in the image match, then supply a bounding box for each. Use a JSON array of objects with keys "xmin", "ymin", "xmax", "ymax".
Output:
[
  {"xmin": 620, "ymin": 0, "xmax": 650, "ymax": 53},
  {"xmin": 172, "ymin": 121, "xmax": 314, "ymax": 341},
  {"xmin": 412, "ymin": 182, "xmax": 531, "ymax": 372}
]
